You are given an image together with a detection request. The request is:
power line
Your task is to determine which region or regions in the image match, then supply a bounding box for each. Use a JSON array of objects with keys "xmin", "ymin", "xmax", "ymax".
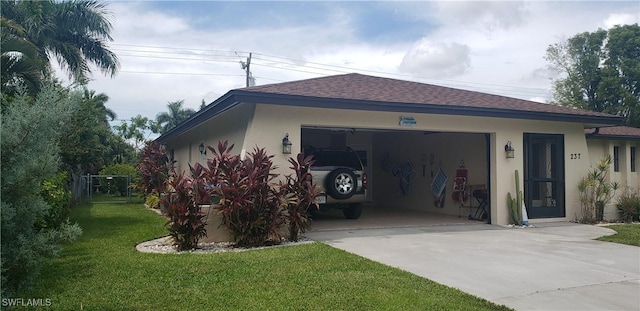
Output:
[
  {"xmin": 120, "ymin": 70, "xmax": 244, "ymax": 77},
  {"xmin": 111, "ymin": 48, "xmax": 242, "ymax": 62},
  {"xmin": 252, "ymin": 62, "xmax": 333, "ymax": 77},
  {"xmin": 108, "ymin": 43, "xmax": 550, "ymax": 97},
  {"xmin": 117, "ymin": 53, "xmax": 240, "ymax": 63},
  {"xmin": 253, "ymin": 60, "xmax": 548, "ymax": 97},
  {"xmin": 251, "ymin": 52, "xmax": 549, "ymax": 92},
  {"xmin": 112, "ymin": 43, "xmax": 251, "ymax": 56}
]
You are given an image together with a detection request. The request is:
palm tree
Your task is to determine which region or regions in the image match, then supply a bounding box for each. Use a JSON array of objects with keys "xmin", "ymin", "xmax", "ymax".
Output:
[
  {"xmin": 155, "ymin": 100, "xmax": 196, "ymax": 134},
  {"xmin": 82, "ymin": 87, "xmax": 115, "ymax": 124},
  {"xmin": 0, "ymin": 0, "xmax": 119, "ymax": 86},
  {"xmin": 0, "ymin": 17, "xmax": 47, "ymax": 95}
]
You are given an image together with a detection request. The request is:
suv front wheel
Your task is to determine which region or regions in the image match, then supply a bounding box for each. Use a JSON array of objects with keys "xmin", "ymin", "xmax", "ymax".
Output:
[{"xmin": 326, "ymin": 168, "xmax": 357, "ymax": 200}]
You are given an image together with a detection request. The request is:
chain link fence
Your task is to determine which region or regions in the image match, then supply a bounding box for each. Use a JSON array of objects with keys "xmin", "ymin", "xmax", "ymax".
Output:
[{"xmin": 71, "ymin": 174, "xmax": 132, "ymax": 204}]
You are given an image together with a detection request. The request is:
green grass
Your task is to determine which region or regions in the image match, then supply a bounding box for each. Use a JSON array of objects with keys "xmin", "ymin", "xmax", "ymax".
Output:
[
  {"xmin": 88, "ymin": 192, "xmax": 144, "ymax": 204},
  {"xmin": 23, "ymin": 203, "xmax": 511, "ymax": 310},
  {"xmin": 597, "ymin": 223, "xmax": 640, "ymax": 246}
]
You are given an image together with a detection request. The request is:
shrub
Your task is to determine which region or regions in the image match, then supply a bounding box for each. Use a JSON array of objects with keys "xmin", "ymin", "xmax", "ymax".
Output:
[
  {"xmin": 577, "ymin": 156, "xmax": 619, "ymax": 223},
  {"xmin": 163, "ymin": 140, "xmax": 319, "ymax": 248},
  {"xmin": 280, "ymin": 152, "xmax": 318, "ymax": 241},
  {"xmin": 616, "ymin": 188, "xmax": 640, "ymax": 223},
  {"xmin": 99, "ymin": 164, "xmax": 137, "ymax": 196},
  {"xmin": 145, "ymin": 193, "xmax": 160, "ymax": 209},
  {"xmin": 1, "ymin": 82, "xmax": 82, "ymax": 296},
  {"xmin": 40, "ymin": 172, "xmax": 72, "ymax": 229},
  {"xmin": 206, "ymin": 141, "xmax": 287, "ymax": 247},
  {"xmin": 137, "ymin": 141, "xmax": 172, "ymax": 197},
  {"xmin": 162, "ymin": 169, "xmax": 207, "ymax": 251}
]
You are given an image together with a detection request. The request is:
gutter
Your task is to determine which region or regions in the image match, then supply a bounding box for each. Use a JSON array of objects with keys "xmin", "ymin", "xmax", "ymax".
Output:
[
  {"xmin": 157, "ymin": 91, "xmax": 624, "ymax": 144},
  {"xmin": 586, "ymin": 127, "xmax": 600, "ymax": 138}
]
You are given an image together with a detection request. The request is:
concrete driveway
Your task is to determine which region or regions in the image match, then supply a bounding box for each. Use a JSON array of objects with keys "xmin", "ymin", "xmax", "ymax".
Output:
[{"xmin": 306, "ymin": 223, "xmax": 640, "ymax": 311}]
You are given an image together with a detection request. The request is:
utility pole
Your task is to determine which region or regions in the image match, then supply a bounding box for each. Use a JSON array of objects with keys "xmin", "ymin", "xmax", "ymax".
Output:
[{"xmin": 240, "ymin": 53, "xmax": 253, "ymax": 87}]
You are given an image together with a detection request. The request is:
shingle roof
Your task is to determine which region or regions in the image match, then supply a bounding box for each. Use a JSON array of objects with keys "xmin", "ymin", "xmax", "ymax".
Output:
[
  {"xmin": 242, "ymin": 73, "xmax": 614, "ymax": 118},
  {"xmin": 157, "ymin": 73, "xmax": 623, "ymax": 143},
  {"xmin": 585, "ymin": 126, "xmax": 640, "ymax": 139}
]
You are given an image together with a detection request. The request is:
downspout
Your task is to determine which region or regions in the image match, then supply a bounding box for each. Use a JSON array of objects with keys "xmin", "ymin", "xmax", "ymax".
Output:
[{"xmin": 586, "ymin": 127, "xmax": 600, "ymax": 138}]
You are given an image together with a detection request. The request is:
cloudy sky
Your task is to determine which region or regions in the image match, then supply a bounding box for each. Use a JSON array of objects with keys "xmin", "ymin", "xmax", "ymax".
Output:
[{"xmin": 73, "ymin": 1, "xmax": 639, "ymax": 127}]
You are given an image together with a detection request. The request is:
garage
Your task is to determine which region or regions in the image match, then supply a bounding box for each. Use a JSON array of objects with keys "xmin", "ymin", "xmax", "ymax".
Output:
[
  {"xmin": 301, "ymin": 126, "xmax": 491, "ymax": 229},
  {"xmin": 157, "ymin": 73, "xmax": 622, "ymax": 235}
]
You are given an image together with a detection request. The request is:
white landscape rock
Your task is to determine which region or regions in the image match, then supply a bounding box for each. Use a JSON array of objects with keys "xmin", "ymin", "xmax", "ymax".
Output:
[{"xmin": 136, "ymin": 236, "xmax": 315, "ymax": 254}]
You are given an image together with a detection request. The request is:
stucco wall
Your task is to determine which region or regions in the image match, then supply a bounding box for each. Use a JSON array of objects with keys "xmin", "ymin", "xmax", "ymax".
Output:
[
  {"xmin": 164, "ymin": 103, "xmax": 255, "ymax": 173},
  {"xmin": 239, "ymin": 103, "xmax": 591, "ymax": 225},
  {"xmin": 586, "ymin": 139, "xmax": 640, "ymax": 220}
]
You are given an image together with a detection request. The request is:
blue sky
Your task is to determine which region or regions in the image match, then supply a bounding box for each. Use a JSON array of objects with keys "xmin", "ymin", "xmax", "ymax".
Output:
[
  {"xmin": 143, "ymin": 1, "xmax": 436, "ymax": 43},
  {"xmin": 77, "ymin": 1, "xmax": 639, "ymax": 127}
]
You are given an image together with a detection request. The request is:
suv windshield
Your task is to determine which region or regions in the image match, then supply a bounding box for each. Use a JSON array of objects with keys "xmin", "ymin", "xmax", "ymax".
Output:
[{"xmin": 311, "ymin": 150, "xmax": 362, "ymax": 169}]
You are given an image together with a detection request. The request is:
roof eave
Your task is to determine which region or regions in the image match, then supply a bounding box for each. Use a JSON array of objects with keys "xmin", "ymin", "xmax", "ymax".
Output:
[
  {"xmin": 155, "ymin": 91, "xmax": 239, "ymax": 144},
  {"xmin": 586, "ymin": 134, "xmax": 640, "ymax": 141},
  {"xmin": 232, "ymin": 91, "xmax": 623, "ymax": 127},
  {"xmin": 156, "ymin": 91, "xmax": 623, "ymax": 144}
]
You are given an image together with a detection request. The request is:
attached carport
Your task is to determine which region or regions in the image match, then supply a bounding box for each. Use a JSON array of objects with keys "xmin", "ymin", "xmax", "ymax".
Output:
[
  {"xmin": 157, "ymin": 73, "xmax": 624, "ymax": 234},
  {"xmin": 302, "ymin": 126, "xmax": 491, "ymax": 229},
  {"xmin": 310, "ymin": 204, "xmax": 486, "ymax": 231}
]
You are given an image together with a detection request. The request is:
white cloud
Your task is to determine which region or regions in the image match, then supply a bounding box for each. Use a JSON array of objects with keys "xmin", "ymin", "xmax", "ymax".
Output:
[
  {"xmin": 433, "ymin": 1, "xmax": 529, "ymax": 31},
  {"xmin": 110, "ymin": 3, "xmax": 190, "ymax": 38},
  {"xmin": 528, "ymin": 96, "xmax": 546, "ymax": 103},
  {"xmin": 75, "ymin": 1, "xmax": 638, "ymax": 127},
  {"xmin": 398, "ymin": 40, "xmax": 470, "ymax": 78},
  {"xmin": 603, "ymin": 13, "xmax": 639, "ymax": 29}
]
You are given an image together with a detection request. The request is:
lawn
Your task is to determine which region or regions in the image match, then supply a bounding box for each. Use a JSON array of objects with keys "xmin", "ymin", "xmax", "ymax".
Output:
[
  {"xmin": 596, "ymin": 223, "xmax": 640, "ymax": 246},
  {"xmin": 23, "ymin": 202, "xmax": 511, "ymax": 310}
]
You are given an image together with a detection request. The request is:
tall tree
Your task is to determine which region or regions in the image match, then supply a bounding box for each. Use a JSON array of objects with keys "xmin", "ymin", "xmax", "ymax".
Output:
[
  {"xmin": 0, "ymin": 0, "xmax": 119, "ymax": 87},
  {"xmin": 155, "ymin": 100, "xmax": 196, "ymax": 134},
  {"xmin": 59, "ymin": 87, "xmax": 122, "ymax": 175},
  {"xmin": 545, "ymin": 24, "xmax": 640, "ymax": 126},
  {"xmin": 0, "ymin": 17, "xmax": 47, "ymax": 95},
  {"xmin": 82, "ymin": 87, "xmax": 116, "ymax": 123},
  {"xmin": 114, "ymin": 114, "xmax": 159, "ymax": 150}
]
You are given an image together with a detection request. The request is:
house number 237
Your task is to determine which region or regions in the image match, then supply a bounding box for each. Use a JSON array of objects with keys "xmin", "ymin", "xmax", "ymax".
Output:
[{"xmin": 570, "ymin": 153, "xmax": 581, "ymax": 159}]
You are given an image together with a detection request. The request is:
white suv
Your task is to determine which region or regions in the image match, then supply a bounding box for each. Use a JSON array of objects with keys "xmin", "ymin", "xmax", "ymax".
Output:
[{"xmin": 305, "ymin": 148, "xmax": 367, "ymax": 219}]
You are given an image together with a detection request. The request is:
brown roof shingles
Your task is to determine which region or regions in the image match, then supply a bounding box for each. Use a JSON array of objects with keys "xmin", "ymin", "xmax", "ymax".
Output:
[
  {"xmin": 157, "ymin": 73, "xmax": 624, "ymax": 143},
  {"xmin": 242, "ymin": 73, "xmax": 615, "ymax": 118},
  {"xmin": 585, "ymin": 126, "xmax": 640, "ymax": 138}
]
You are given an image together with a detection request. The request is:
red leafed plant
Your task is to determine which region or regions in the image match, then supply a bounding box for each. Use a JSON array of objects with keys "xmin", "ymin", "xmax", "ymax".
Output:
[
  {"xmin": 280, "ymin": 152, "xmax": 318, "ymax": 241},
  {"xmin": 162, "ymin": 167, "xmax": 208, "ymax": 251},
  {"xmin": 206, "ymin": 141, "xmax": 287, "ymax": 247},
  {"xmin": 136, "ymin": 141, "xmax": 172, "ymax": 197}
]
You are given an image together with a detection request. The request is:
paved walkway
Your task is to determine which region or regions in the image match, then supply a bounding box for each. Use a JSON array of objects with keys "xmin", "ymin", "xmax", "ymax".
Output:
[{"xmin": 306, "ymin": 223, "xmax": 640, "ymax": 311}]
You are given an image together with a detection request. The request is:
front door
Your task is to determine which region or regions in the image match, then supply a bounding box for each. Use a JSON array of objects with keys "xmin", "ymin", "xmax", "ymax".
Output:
[{"xmin": 524, "ymin": 134, "xmax": 565, "ymax": 218}]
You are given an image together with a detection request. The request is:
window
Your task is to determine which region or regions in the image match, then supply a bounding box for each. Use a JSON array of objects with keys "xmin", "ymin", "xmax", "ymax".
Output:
[
  {"xmin": 631, "ymin": 147, "xmax": 636, "ymax": 172},
  {"xmin": 614, "ymin": 146, "xmax": 620, "ymax": 172},
  {"xmin": 309, "ymin": 150, "xmax": 363, "ymax": 169}
]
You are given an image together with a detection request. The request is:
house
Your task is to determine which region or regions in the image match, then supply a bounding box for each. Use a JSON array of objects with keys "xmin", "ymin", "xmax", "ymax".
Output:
[
  {"xmin": 585, "ymin": 126, "xmax": 640, "ymax": 219},
  {"xmin": 157, "ymin": 73, "xmax": 625, "ymax": 228}
]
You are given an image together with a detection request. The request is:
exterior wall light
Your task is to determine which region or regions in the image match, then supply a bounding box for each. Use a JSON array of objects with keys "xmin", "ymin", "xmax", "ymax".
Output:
[
  {"xmin": 505, "ymin": 141, "xmax": 515, "ymax": 158},
  {"xmin": 199, "ymin": 142, "xmax": 206, "ymax": 155},
  {"xmin": 282, "ymin": 133, "xmax": 292, "ymax": 154}
]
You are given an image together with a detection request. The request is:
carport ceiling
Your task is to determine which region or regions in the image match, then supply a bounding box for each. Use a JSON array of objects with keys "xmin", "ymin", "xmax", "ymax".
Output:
[{"xmin": 302, "ymin": 126, "xmax": 470, "ymax": 135}]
